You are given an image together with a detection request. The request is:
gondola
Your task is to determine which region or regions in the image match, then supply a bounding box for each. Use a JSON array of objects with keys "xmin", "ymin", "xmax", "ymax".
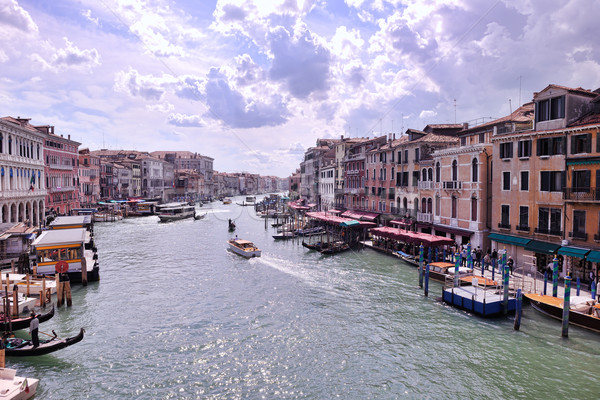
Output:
[
  {"xmin": 228, "ymin": 221, "xmax": 236, "ymax": 231},
  {"xmin": 1, "ymin": 307, "xmax": 54, "ymax": 332},
  {"xmin": 194, "ymin": 213, "xmax": 206, "ymax": 220},
  {"xmin": 5, "ymin": 328, "xmax": 85, "ymax": 357}
]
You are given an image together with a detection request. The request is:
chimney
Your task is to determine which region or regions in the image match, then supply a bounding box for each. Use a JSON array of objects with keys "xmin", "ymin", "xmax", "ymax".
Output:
[{"xmin": 68, "ymin": 134, "xmax": 71, "ymax": 140}]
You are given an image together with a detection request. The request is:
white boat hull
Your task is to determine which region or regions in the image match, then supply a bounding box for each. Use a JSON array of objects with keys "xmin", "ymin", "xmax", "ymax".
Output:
[
  {"xmin": 228, "ymin": 239, "xmax": 261, "ymax": 258},
  {"xmin": 0, "ymin": 368, "xmax": 38, "ymax": 400}
]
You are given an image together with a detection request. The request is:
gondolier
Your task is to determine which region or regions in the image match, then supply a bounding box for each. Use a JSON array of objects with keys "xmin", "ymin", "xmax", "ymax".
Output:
[{"xmin": 29, "ymin": 312, "xmax": 39, "ymax": 348}]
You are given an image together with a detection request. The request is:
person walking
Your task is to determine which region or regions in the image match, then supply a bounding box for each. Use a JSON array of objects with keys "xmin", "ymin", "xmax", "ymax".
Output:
[
  {"xmin": 29, "ymin": 312, "xmax": 39, "ymax": 348},
  {"xmin": 507, "ymin": 257, "xmax": 514, "ymax": 275},
  {"xmin": 475, "ymin": 246, "xmax": 482, "ymax": 268},
  {"xmin": 491, "ymin": 249, "xmax": 498, "ymax": 272},
  {"xmin": 589, "ymin": 270, "xmax": 595, "ymax": 291}
]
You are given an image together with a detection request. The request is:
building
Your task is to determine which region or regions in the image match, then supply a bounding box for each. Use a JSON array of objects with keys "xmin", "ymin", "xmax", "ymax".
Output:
[
  {"xmin": 78, "ymin": 148, "xmax": 100, "ymax": 208},
  {"xmin": 0, "ymin": 117, "xmax": 47, "ymax": 225}
]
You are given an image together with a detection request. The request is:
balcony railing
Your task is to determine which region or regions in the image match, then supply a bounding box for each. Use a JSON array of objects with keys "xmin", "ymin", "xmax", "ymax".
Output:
[
  {"xmin": 418, "ymin": 181, "xmax": 434, "ymax": 190},
  {"xmin": 498, "ymin": 222, "xmax": 511, "ymax": 229},
  {"xmin": 417, "ymin": 212, "xmax": 433, "ymax": 223},
  {"xmin": 443, "ymin": 181, "xmax": 462, "ymax": 190},
  {"xmin": 534, "ymin": 227, "xmax": 563, "ymax": 236},
  {"xmin": 564, "ymin": 187, "xmax": 599, "ymax": 201},
  {"xmin": 516, "ymin": 225, "xmax": 530, "ymax": 232},
  {"xmin": 594, "ymin": 233, "xmax": 600, "ymax": 241},
  {"xmin": 569, "ymin": 231, "xmax": 588, "ymax": 240}
]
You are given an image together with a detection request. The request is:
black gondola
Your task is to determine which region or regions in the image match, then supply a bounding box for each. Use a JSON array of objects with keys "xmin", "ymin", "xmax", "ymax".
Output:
[
  {"xmin": 5, "ymin": 328, "xmax": 85, "ymax": 357},
  {"xmin": 1, "ymin": 307, "xmax": 54, "ymax": 332}
]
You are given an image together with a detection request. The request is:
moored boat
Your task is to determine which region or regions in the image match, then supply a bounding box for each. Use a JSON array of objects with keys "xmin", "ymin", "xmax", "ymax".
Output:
[
  {"xmin": 272, "ymin": 232, "xmax": 296, "ymax": 240},
  {"xmin": 157, "ymin": 203, "xmax": 196, "ymax": 222},
  {"xmin": 0, "ymin": 367, "xmax": 39, "ymax": 399},
  {"xmin": 5, "ymin": 328, "xmax": 85, "ymax": 357},
  {"xmin": 0, "ymin": 307, "xmax": 54, "ymax": 332},
  {"xmin": 227, "ymin": 238, "xmax": 261, "ymax": 258},
  {"xmin": 396, "ymin": 250, "xmax": 418, "ymax": 267},
  {"xmin": 428, "ymin": 261, "xmax": 473, "ymax": 283},
  {"xmin": 524, "ymin": 293, "xmax": 600, "ymax": 333}
]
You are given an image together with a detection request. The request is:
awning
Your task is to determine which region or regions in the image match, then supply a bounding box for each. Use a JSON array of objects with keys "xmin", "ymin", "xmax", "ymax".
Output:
[
  {"xmin": 557, "ymin": 246, "xmax": 590, "ymax": 258},
  {"xmin": 341, "ymin": 220, "xmax": 360, "ymax": 227},
  {"xmin": 390, "ymin": 219, "xmax": 413, "ymax": 226},
  {"xmin": 488, "ymin": 233, "xmax": 531, "ymax": 247},
  {"xmin": 586, "ymin": 250, "xmax": 600, "ymax": 263},
  {"xmin": 524, "ymin": 240, "xmax": 561, "ymax": 255},
  {"xmin": 341, "ymin": 210, "xmax": 379, "ymax": 221},
  {"xmin": 433, "ymin": 224, "xmax": 473, "ymax": 237}
]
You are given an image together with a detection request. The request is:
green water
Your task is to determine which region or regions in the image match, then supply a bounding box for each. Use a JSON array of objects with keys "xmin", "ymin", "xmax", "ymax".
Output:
[{"xmin": 8, "ymin": 198, "xmax": 600, "ymax": 399}]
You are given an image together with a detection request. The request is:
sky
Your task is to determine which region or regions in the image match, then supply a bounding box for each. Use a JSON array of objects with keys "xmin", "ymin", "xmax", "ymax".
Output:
[{"xmin": 1, "ymin": 0, "xmax": 599, "ymax": 178}]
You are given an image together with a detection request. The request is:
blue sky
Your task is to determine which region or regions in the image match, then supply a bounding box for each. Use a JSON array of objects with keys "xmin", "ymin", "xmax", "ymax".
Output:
[{"xmin": 1, "ymin": 0, "xmax": 599, "ymax": 177}]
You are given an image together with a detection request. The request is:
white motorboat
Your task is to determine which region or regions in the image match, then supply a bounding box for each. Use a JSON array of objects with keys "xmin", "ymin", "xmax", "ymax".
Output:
[
  {"xmin": 227, "ymin": 238, "xmax": 261, "ymax": 258},
  {"xmin": 0, "ymin": 368, "xmax": 38, "ymax": 400}
]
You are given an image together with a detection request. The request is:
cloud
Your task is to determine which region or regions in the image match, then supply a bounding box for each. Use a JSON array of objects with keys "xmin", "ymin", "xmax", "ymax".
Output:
[
  {"xmin": 234, "ymin": 53, "xmax": 263, "ymax": 86},
  {"xmin": 167, "ymin": 113, "xmax": 205, "ymax": 127},
  {"xmin": 268, "ymin": 23, "xmax": 331, "ymax": 99},
  {"xmin": 419, "ymin": 110, "xmax": 437, "ymax": 119},
  {"xmin": 113, "ymin": 68, "xmax": 176, "ymax": 101},
  {"xmin": 53, "ymin": 38, "xmax": 101, "ymax": 70},
  {"xmin": 0, "ymin": 0, "xmax": 38, "ymax": 35},
  {"xmin": 82, "ymin": 9, "xmax": 99, "ymax": 27},
  {"xmin": 204, "ymin": 68, "xmax": 289, "ymax": 128}
]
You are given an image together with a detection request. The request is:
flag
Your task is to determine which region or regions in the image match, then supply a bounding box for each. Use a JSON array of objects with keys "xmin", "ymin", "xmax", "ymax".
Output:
[
  {"xmin": 20, "ymin": 378, "xmax": 29, "ymax": 393},
  {"xmin": 30, "ymin": 173, "xmax": 35, "ymax": 191}
]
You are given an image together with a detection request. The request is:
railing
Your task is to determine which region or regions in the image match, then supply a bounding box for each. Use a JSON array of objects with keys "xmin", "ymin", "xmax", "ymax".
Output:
[
  {"xmin": 534, "ymin": 227, "xmax": 563, "ymax": 236},
  {"xmin": 516, "ymin": 225, "xmax": 530, "ymax": 232},
  {"xmin": 417, "ymin": 212, "xmax": 433, "ymax": 223},
  {"xmin": 443, "ymin": 181, "xmax": 462, "ymax": 190},
  {"xmin": 498, "ymin": 222, "xmax": 511, "ymax": 229},
  {"xmin": 418, "ymin": 181, "xmax": 434, "ymax": 190},
  {"xmin": 595, "ymin": 233, "xmax": 600, "ymax": 241},
  {"xmin": 392, "ymin": 208, "xmax": 417, "ymax": 218},
  {"xmin": 569, "ymin": 231, "xmax": 588, "ymax": 240},
  {"xmin": 564, "ymin": 187, "xmax": 599, "ymax": 201}
]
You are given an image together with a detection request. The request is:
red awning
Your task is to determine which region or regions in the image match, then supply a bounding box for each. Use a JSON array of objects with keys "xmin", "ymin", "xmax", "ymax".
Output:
[
  {"xmin": 433, "ymin": 224, "xmax": 473, "ymax": 237},
  {"xmin": 370, "ymin": 227, "xmax": 454, "ymax": 247},
  {"xmin": 306, "ymin": 212, "xmax": 374, "ymax": 228},
  {"xmin": 390, "ymin": 219, "xmax": 413, "ymax": 226},
  {"xmin": 341, "ymin": 210, "xmax": 380, "ymax": 221}
]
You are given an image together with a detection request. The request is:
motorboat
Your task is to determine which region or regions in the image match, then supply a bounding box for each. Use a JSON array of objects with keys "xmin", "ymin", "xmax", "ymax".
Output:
[{"xmin": 227, "ymin": 238, "xmax": 261, "ymax": 258}]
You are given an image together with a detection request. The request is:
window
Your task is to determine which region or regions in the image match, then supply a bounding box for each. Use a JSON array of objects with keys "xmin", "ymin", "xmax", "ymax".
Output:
[
  {"xmin": 537, "ymin": 137, "xmax": 565, "ymax": 156},
  {"xmin": 461, "ymin": 137, "xmax": 466, "ymax": 146},
  {"xmin": 415, "ymin": 148, "xmax": 420, "ymax": 162},
  {"xmin": 403, "ymin": 150, "xmax": 408, "ymax": 164},
  {"xmin": 412, "ymin": 171, "xmax": 420, "ymax": 186},
  {"xmin": 538, "ymin": 207, "xmax": 562, "ymax": 234},
  {"xmin": 540, "ymin": 171, "xmax": 564, "ymax": 192},
  {"xmin": 536, "ymin": 96, "xmax": 565, "ymax": 122},
  {"xmin": 520, "ymin": 171, "xmax": 529, "ymax": 191},
  {"xmin": 478, "ymin": 132, "xmax": 485, "ymax": 143},
  {"xmin": 451, "ymin": 196, "xmax": 457, "ymax": 218},
  {"xmin": 502, "ymin": 171, "xmax": 510, "ymax": 190},
  {"xmin": 499, "ymin": 142, "xmax": 513, "ymax": 159},
  {"xmin": 436, "ymin": 162, "xmax": 441, "ymax": 182},
  {"xmin": 573, "ymin": 210, "xmax": 586, "ymax": 236},
  {"xmin": 452, "ymin": 160, "xmax": 458, "ymax": 181},
  {"xmin": 397, "ymin": 151, "xmax": 402, "ymax": 164},
  {"xmin": 471, "ymin": 197, "xmax": 477, "ymax": 221},
  {"xmin": 518, "ymin": 206, "xmax": 529, "ymax": 230},
  {"xmin": 571, "ymin": 134, "xmax": 592, "ymax": 154},
  {"xmin": 435, "ymin": 195, "xmax": 440, "ymax": 216},
  {"xmin": 501, "ymin": 205, "xmax": 510, "ymax": 228},
  {"xmin": 472, "ymin": 158, "xmax": 478, "ymax": 182},
  {"xmin": 573, "ymin": 170, "xmax": 591, "ymax": 192},
  {"xmin": 518, "ymin": 140, "xmax": 532, "ymax": 158}
]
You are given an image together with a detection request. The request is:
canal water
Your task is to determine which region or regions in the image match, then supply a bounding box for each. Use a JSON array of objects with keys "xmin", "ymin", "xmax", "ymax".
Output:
[{"xmin": 9, "ymin": 197, "xmax": 600, "ymax": 399}]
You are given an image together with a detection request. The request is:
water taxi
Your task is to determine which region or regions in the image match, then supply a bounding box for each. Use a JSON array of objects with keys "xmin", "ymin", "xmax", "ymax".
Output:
[
  {"xmin": 0, "ymin": 368, "xmax": 38, "ymax": 399},
  {"xmin": 157, "ymin": 203, "xmax": 196, "ymax": 222},
  {"xmin": 222, "ymin": 198, "xmax": 232, "ymax": 205},
  {"xmin": 227, "ymin": 238, "xmax": 261, "ymax": 258},
  {"xmin": 524, "ymin": 293, "xmax": 600, "ymax": 333}
]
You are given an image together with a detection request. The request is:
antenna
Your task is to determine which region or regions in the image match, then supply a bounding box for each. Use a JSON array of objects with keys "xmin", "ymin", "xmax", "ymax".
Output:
[
  {"xmin": 454, "ymin": 99, "xmax": 457, "ymax": 123},
  {"xmin": 519, "ymin": 76, "xmax": 522, "ymax": 107},
  {"xmin": 509, "ymin": 99, "xmax": 512, "ymax": 115}
]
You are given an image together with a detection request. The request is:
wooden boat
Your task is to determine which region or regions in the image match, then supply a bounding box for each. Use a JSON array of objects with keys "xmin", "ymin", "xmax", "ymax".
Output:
[
  {"xmin": 0, "ymin": 367, "xmax": 39, "ymax": 399},
  {"xmin": 524, "ymin": 293, "xmax": 600, "ymax": 333},
  {"xmin": 296, "ymin": 227, "xmax": 324, "ymax": 236},
  {"xmin": 157, "ymin": 203, "xmax": 196, "ymax": 222},
  {"xmin": 222, "ymin": 198, "xmax": 232, "ymax": 205},
  {"xmin": 428, "ymin": 262, "xmax": 473, "ymax": 283},
  {"xmin": 319, "ymin": 241, "xmax": 350, "ymax": 255},
  {"xmin": 194, "ymin": 213, "xmax": 207, "ymax": 220},
  {"xmin": 0, "ymin": 307, "xmax": 54, "ymax": 332},
  {"xmin": 5, "ymin": 328, "xmax": 85, "ymax": 357},
  {"xmin": 396, "ymin": 250, "xmax": 419, "ymax": 267},
  {"xmin": 272, "ymin": 232, "xmax": 296, "ymax": 240},
  {"xmin": 227, "ymin": 238, "xmax": 261, "ymax": 258}
]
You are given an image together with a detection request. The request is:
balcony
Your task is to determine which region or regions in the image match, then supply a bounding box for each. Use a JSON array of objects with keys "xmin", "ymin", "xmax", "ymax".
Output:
[
  {"xmin": 534, "ymin": 227, "xmax": 563, "ymax": 236},
  {"xmin": 417, "ymin": 212, "xmax": 433, "ymax": 223},
  {"xmin": 564, "ymin": 187, "xmax": 599, "ymax": 202},
  {"xmin": 595, "ymin": 233, "xmax": 600, "ymax": 241},
  {"xmin": 516, "ymin": 225, "xmax": 530, "ymax": 232},
  {"xmin": 498, "ymin": 222, "xmax": 511, "ymax": 229},
  {"xmin": 569, "ymin": 231, "xmax": 588, "ymax": 241},
  {"xmin": 418, "ymin": 181, "xmax": 434, "ymax": 190},
  {"xmin": 443, "ymin": 181, "xmax": 462, "ymax": 190}
]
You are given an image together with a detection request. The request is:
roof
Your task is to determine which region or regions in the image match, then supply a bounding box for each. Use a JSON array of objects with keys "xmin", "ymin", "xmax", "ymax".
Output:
[
  {"xmin": 536, "ymin": 84, "xmax": 598, "ymax": 98},
  {"xmin": 50, "ymin": 216, "xmax": 91, "ymax": 227},
  {"xmin": 32, "ymin": 228, "xmax": 86, "ymax": 247},
  {"xmin": 460, "ymin": 102, "xmax": 535, "ymax": 133}
]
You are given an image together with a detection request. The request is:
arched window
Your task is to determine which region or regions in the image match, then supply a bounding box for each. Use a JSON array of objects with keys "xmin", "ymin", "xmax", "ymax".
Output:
[
  {"xmin": 403, "ymin": 197, "xmax": 408, "ymax": 211},
  {"xmin": 435, "ymin": 195, "xmax": 440, "ymax": 216},
  {"xmin": 421, "ymin": 197, "xmax": 427, "ymax": 213},
  {"xmin": 471, "ymin": 197, "xmax": 478, "ymax": 221},
  {"xmin": 428, "ymin": 168, "xmax": 433, "ymax": 181},
  {"xmin": 472, "ymin": 158, "xmax": 478, "ymax": 182},
  {"xmin": 452, "ymin": 160, "xmax": 458, "ymax": 181},
  {"xmin": 436, "ymin": 162, "xmax": 441, "ymax": 182},
  {"xmin": 422, "ymin": 168, "xmax": 427, "ymax": 181},
  {"xmin": 427, "ymin": 198, "xmax": 433, "ymax": 214},
  {"xmin": 451, "ymin": 195, "xmax": 457, "ymax": 218}
]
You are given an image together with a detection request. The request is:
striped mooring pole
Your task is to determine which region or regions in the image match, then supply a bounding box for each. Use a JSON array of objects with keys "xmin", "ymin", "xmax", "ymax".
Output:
[
  {"xmin": 418, "ymin": 243, "xmax": 424, "ymax": 288},
  {"xmin": 424, "ymin": 263, "xmax": 430, "ymax": 297},
  {"xmin": 513, "ymin": 288, "xmax": 523, "ymax": 331},
  {"xmin": 562, "ymin": 276, "xmax": 572, "ymax": 338},
  {"xmin": 552, "ymin": 256, "xmax": 559, "ymax": 298}
]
